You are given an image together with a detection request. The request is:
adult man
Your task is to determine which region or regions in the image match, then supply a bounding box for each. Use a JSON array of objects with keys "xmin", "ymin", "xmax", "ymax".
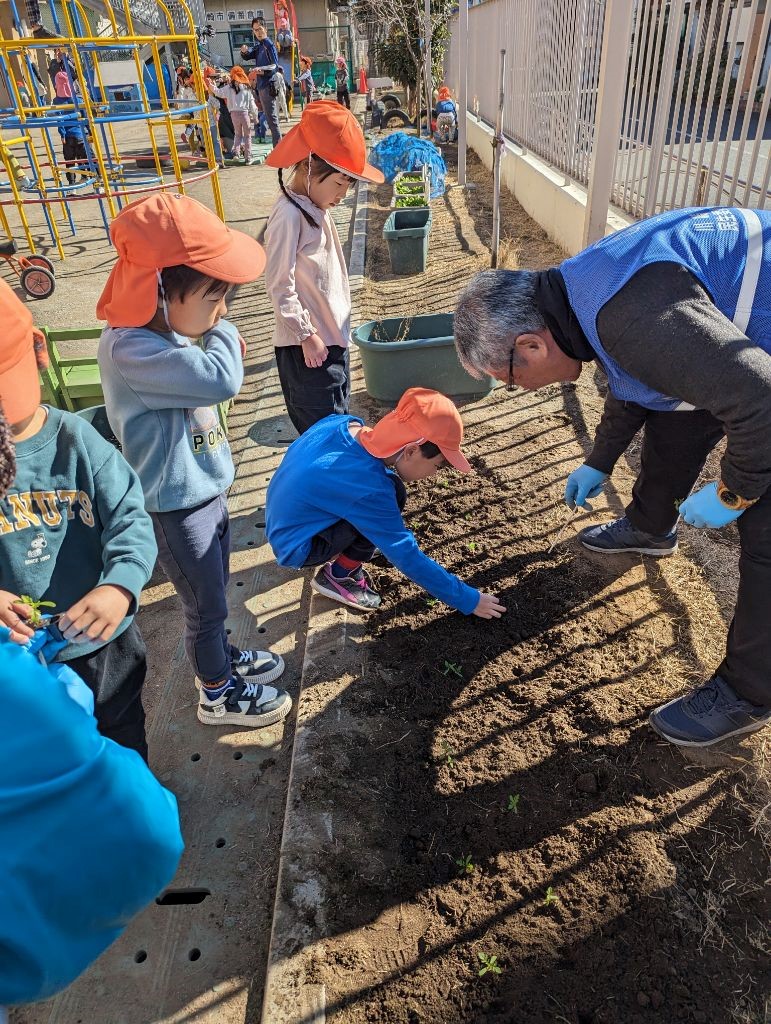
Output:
[
  {"xmin": 454, "ymin": 206, "xmax": 771, "ymax": 748},
  {"xmin": 240, "ymin": 17, "xmax": 282, "ymax": 146}
]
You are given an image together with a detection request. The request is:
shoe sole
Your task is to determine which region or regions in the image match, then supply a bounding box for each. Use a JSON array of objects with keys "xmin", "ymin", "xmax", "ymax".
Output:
[
  {"xmin": 194, "ymin": 653, "xmax": 286, "ymax": 691},
  {"xmin": 581, "ymin": 540, "xmax": 678, "ymax": 557},
  {"xmin": 648, "ymin": 711, "xmax": 771, "ymax": 747},
  {"xmin": 310, "ymin": 575, "xmax": 379, "ymax": 612},
  {"xmin": 197, "ymin": 694, "xmax": 292, "ymax": 728}
]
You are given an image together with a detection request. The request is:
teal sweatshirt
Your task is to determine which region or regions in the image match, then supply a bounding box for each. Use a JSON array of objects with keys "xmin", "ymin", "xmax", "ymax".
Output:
[
  {"xmin": 0, "ymin": 406, "xmax": 156, "ymax": 661},
  {"xmin": 98, "ymin": 320, "xmax": 243, "ymax": 513}
]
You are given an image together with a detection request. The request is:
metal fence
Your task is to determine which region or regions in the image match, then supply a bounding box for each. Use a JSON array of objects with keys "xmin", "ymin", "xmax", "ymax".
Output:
[{"xmin": 446, "ymin": 0, "xmax": 771, "ymax": 218}]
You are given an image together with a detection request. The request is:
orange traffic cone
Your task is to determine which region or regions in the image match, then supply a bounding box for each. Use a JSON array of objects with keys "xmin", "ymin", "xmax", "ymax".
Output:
[{"xmin": 358, "ymin": 66, "xmax": 368, "ymax": 94}]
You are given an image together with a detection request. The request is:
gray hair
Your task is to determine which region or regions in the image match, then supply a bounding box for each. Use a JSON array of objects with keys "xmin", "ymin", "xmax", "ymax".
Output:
[{"xmin": 454, "ymin": 270, "xmax": 545, "ymax": 378}]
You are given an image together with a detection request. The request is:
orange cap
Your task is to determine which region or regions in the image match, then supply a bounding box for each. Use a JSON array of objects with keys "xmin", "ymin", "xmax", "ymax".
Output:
[
  {"xmin": 359, "ymin": 387, "xmax": 472, "ymax": 473},
  {"xmin": 230, "ymin": 66, "xmax": 250, "ymax": 85},
  {"xmin": 0, "ymin": 278, "xmax": 43, "ymax": 426},
  {"xmin": 97, "ymin": 193, "xmax": 266, "ymax": 328},
  {"xmin": 437, "ymin": 86, "xmax": 451, "ymax": 101},
  {"xmin": 267, "ymin": 101, "xmax": 384, "ymax": 183}
]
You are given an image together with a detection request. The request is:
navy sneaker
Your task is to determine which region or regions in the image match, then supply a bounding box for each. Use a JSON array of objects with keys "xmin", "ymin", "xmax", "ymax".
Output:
[
  {"xmin": 230, "ymin": 647, "xmax": 285, "ymax": 684},
  {"xmin": 649, "ymin": 675, "xmax": 771, "ymax": 747},
  {"xmin": 580, "ymin": 515, "xmax": 678, "ymax": 556},
  {"xmin": 197, "ymin": 671, "xmax": 292, "ymax": 728},
  {"xmin": 310, "ymin": 563, "xmax": 381, "ymax": 611}
]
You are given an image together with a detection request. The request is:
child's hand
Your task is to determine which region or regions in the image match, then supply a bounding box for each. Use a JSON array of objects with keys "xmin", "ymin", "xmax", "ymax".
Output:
[
  {"xmin": 472, "ymin": 592, "xmax": 506, "ymax": 619},
  {"xmin": 59, "ymin": 585, "xmax": 132, "ymax": 644},
  {"xmin": 0, "ymin": 590, "xmax": 35, "ymax": 643},
  {"xmin": 301, "ymin": 333, "xmax": 328, "ymax": 368}
]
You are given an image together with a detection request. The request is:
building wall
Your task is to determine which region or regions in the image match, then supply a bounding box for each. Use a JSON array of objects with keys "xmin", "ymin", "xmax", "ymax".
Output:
[{"xmin": 202, "ymin": 0, "xmax": 338, "ymax": 64}]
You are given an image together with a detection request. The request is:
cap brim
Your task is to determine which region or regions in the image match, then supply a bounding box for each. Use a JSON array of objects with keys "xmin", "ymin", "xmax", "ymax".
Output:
[
  {"xmin": 0, "ymin": 340, "xmax": 41, "ymax": 425},
  {"xmin": 191, "ymin": 227, "xmax": 266, "ymax": 283},
  {"xmin": 325, "ymin": 157, "xmax": 385, "ymax": 184},
  {"xmin": 440, "ymin": 447, "xmax": 473, "ymax": 474}
]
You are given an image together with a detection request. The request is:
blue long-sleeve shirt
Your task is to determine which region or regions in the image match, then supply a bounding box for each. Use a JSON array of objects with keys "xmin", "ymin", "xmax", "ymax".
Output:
[
  {"xmin": 0, "ymin": 406, "xmax": 156, "ymax": 661},
  {"xmin": 266, "ymin": 415, "xmax": 480, "ymax": 614},
  {"xmin": 242, "ymin": 38, "xmax": 279, "ymax": 77},
  {"xmin": 98, "ymin": 320, "xmax": 243, "ymax": 513},
  {"xmin": 0, "ymin": 636, "xmax": 183, "ymax": 1005}
]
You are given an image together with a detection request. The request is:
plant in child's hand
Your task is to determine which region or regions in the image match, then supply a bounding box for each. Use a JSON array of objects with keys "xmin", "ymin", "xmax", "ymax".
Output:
[
  {"xmin": 477, "ymin": 952, "xmax": 502, "ymax": 977},
  {"xmin": 543, "ymin": 886, "xmax": 559, "ymax": 906},
  {"xmin": 505, "ymin": 793, "xmax": 520, "ymax": 814},
  {"xmin": 18, "ymin": 595, "xmax": 56, "ymax": 628},
  {"xmin": 456, "ymin": 853, "xmax": 474, "ymax": 875},
  {"xmin": 442, "ymin": 660, "xmax": 463, "ymax": 678}
]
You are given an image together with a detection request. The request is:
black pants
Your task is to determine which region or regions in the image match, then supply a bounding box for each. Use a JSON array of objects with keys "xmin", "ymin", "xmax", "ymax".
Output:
[
  {"xmin": 62, "ymin": 137, "xmax": 86, "ymax": 184},
  {"xmin": 275, "ymin": 344, "xmax": 350, "ymax": 435},
  {"xmin": 303, "ymin": 475, "xmax": 408, "ymax": 567},
  {"xmin": 337, "ymin": 89, "xmax": 350, "ymax": 109},
  {"xmin": 66, "ymin": 620, "xmax": 148, "ymax": 759},
  {"xmin": 626, "ymin": 407, "xmax": 770, "ymax": 707}
]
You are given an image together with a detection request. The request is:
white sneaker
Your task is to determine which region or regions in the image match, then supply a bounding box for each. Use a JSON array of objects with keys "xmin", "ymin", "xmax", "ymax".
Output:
[{"xmin": 197, "ymin": 672, "xmax": 292, "ymax": 728}]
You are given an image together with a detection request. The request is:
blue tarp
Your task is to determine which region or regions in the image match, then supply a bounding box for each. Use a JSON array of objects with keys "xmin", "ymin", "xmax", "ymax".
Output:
[{"xmin": 369, "ymin": 132, "xmax": 447, "ymax": 199}]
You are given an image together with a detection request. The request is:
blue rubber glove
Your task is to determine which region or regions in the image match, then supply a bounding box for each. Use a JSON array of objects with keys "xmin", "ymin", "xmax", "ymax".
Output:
[
  {"xmin": 679, "ymin": 481, "xmax": 743, "ymax": 529},
  {"xmin": 10, "ymin": 624, "xmax": 95, "ymax": 715},
  {"xmin": 564, "ymin": 464, "xmax": 608, "ymax": 509}
]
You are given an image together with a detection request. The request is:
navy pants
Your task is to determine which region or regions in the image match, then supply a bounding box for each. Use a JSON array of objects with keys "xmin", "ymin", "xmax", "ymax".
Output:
[
  {"xmin": 303, "ymin": 475, "xmax": 408, "ymax": 567},
  {"xmin": 255, "ymin": 82, "xmax": 281, "ymax": 145},
  {"xmin": 275, "ymin": 344, "xmax": 350, "ymax": 435},
  {"xmin": 151, "ymin": 493, "xmax": 234, "ymax": 684}
]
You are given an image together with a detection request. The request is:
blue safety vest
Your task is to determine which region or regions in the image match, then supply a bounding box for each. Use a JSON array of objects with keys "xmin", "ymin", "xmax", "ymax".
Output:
[{"xmin": 560, "ymin": 206, "xmax": 771, "ymax": 410}]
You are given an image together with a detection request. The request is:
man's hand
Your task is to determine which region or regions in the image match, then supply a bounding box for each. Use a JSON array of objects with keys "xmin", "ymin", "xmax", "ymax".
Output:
[
  {"xmin": 473, "ymin": 592, "xmax": 506, "ymax": 619},
  {"xmin": 59, "ymin": 584, "xmax": 132, "ymax": 644},
  {"xmin": 679, "ymin": 482, "xmax": 743, "ymax": 529},
  {"xmin": 0, "ymin": 590, "xmax": 35, "ymax": 643},
  {"xmin": 301, "ymin": 333, "xmax": 328, "ymax": 368},
  {"xmin": 564, "ymin": 464, "xmax": 608, "ymax": 509},
  {"xmin": 240, "ymin": 44, "xmax": 249, "ymax": 55}
]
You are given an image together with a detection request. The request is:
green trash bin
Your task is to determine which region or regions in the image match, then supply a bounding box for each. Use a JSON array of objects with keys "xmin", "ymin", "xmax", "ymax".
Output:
[
  {"xmin": 352, "ymin": 312, "xmax": 497, "ymax": 402},
  {"xmin": 383, "ymin": 208, "xmax": 432, "ymax": 275}
]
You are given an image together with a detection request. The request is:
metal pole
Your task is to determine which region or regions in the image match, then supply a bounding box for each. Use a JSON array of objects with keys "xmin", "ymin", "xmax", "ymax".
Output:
[
  {"xmin": 491, "ymin": 48, "xmax": 506, "ymax": 268},
  {"xmin": 582, "ymin": 0, "xmax": 634, "ymax": 247},
  {"xmin": 457, "ymin": 0, "xmax": 468, "ymax": 186},
  {"xmin": 424, "ymin": 0, "xmax": 432, "ymax": 136}
]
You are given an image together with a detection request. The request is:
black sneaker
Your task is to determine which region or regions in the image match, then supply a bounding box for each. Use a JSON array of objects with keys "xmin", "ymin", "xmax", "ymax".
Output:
[
  {"xmin": 197, "ymin": 672, "xmax": 292, "ymax": 728},
  {"xmin": 649, "ymin": 675, "xmax": 771, "ymax": 747},
  {"xmin": 580, "ymin": 515, "xmax": 678, "ymax": 556},
  {"xmin": 230, "ymin": 647, "xmax": 285, "ymax": 684},
  {"xmin": 310, "ymin": 563, "xmax": 381, "ymax": 611}
]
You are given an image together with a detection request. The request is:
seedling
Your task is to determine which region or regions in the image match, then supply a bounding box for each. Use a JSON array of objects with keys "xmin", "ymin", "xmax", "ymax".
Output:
[
  {"xmin": 395, "ymin": 194, "xmax": 429, "ymax": 208},
  {"xmin": 477, "ymin": 952, "xmax": 502, "ymax": 977},
  {"xmin": 506, "ymin": 793, "xmax": 520, "ymax": 814},
  {"xmin": 424, "ymin": 596, "xmax": 438, "ymax": 607},
  {"xmin": 18, "ymin": 595, "xmax": 56, "ymax": 628},
  {"xmin": 442, "ymin": 660, "xmax": 463, "ymax": 678},
  {"xmin": 543, "ymin": 886, "xmax": 559, "ymax": 906},
  {"xmin": 456, "ymin": 853, "xmax": 474, "ymax": 875},
  {"xmin": 440, "ymin": 740, "xmax": 455, "ymax": 768},
  {"xmin": 439, "ymin": 478, "xmax": 450, "ymax": 489},
  {"xmin": 468, "ymin": 541, "xmax": 477, "ymax": 552}
]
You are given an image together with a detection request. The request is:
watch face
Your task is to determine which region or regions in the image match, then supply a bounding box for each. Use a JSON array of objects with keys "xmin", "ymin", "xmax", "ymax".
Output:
[{"xmin": 719, "ymin": 488, "xmax": 740, "ymax": 508}]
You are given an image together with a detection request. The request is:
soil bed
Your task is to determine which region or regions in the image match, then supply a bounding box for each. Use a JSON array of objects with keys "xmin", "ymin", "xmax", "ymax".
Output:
[{"xmin": 297, "ymin": 152, "xmax": 770, "ymax": 1023}]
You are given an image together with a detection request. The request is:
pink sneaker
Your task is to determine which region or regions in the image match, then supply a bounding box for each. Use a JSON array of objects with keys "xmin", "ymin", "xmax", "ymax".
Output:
[{"xmin": 310, "ymin": 563, "xmax": 381, "ymax": 611}]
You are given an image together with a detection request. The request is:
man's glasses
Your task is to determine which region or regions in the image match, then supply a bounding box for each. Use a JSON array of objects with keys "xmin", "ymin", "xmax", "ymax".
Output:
[{"xmin": 507, "ymin": 347, "xmax": 515, "ymax": 391}]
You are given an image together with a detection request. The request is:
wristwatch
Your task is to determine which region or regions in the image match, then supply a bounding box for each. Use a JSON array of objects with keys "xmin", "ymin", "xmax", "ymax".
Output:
[{"xmin": 716, "ymin": 480, "xmax": 758, "ymax": 511}]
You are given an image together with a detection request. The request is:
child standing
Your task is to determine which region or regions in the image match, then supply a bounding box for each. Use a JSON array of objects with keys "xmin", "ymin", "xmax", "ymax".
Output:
[
  {"xmin": 97, "ymin": 193, "xmax": 291, "ymax": 730},
  {"xmin": 334, "ymin": 56, "xmax": 350, "ymax": 109},
  {"xmin": 0, "ymin": 278, "xmax": 157, "ymax": 758},
  {"xmin": 264, "ymin": 102, "xmax": 384, "ymax": 434},
  {"xmin": 206, "ymin": 67, "xmax": 258, "ymax": 164},
  {"xmin": 298, "ymin": 56, "xmax": 314, "ymax": 105},
  {"xmin": 266, "ymin": 387, "xmax": 506, "ymax": 617}
]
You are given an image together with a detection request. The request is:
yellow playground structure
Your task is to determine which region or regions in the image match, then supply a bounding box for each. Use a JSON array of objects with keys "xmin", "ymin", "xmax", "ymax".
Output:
[{"xmin": 0, "ymin": 0, "xmax": 223, "ymax": 262}]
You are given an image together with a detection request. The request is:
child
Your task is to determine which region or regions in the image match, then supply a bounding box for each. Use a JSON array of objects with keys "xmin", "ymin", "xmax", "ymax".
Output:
[
  {"xmin": 334, "ymin": 55, "xmax": 350, "ymax": 109},
  {"xmin": 275, "ymin": 64, "xmax": 290, "ymax": 123},
  {"xmin": 97, "ymin": 193, "xmax": 291, "ymax": 730},
  {"xmin": 266, "ymin": 387, "xmax": 506, "ymax": 616},
  {"xmin": 435, "ymin": 85, "xmax": 458, "ymax": 143},
  {"xmin": 0, "ymin": 278, "xmax": 157, "ymax": 758},
  {"xmin": 264, "ymin": 102, "xmax": 384, "ymax": 435},
  {"xmin": 249, "ymin": 69, "xmax": 269, "ymax": 142},
  {"xmin": 298, "ymin": 56, "xmax": 314, "ymax": 105},
  {"xmin": 206, "ymin": 66, "xmax": 258, "ymax": 164}
]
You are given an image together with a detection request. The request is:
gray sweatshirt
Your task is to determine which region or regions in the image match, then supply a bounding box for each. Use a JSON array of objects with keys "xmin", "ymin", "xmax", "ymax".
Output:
[{"xmin": 98, "ymin": 320, "xmax": 243, "ymax": 513}]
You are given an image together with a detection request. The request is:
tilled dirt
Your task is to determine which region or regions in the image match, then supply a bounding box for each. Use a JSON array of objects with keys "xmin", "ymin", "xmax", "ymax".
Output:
[{"xmin": 293, "ymin": 151, "xmax": 770, "ymax": 1024}]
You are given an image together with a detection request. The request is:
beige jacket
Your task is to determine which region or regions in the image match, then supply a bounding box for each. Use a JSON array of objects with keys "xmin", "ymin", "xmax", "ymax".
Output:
[{"xmin": 264, "ymin": 189, "xmax": 351, "ymax": 349}]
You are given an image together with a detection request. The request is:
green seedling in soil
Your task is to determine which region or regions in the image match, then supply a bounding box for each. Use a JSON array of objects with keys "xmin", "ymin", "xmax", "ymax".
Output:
[
  {"xmin": 442, "ymin": 660, "xmax": 463, "ymax": 678},
  {"xmin": 477, "ymin": 952, "xmax": 502, "ymax": 977},
  {"xmin": 395, "ymin": 195, "xmax": 429, "ymax": 208},
  {"xmin": 543, "ymin": 886, "xmax": 559, "ymax": 906},
  {"xmin": 440, "ymin": 740, "xmax": 455, "ymax": 768},
  {"xmin": 439, "ymin": 478, "xmax": 450, "ymax": 488},
  {"xmin": 468, "ymin": 541, "xmax": 477, "ymax": 552},
  {"xmin": 424, "ymin": 596, "xmax": 438, "ymax": 607},
  {"xmin": 506, "ymin": 793, "xmax": 521, "ymax": 813},
  {"xmin": 18, "ymin": 595, "xmax": 56, "ymax": 628},
  {"xmin": 395, "ymin": 182, "xmax": 425, "ymax": 194},
  {"xmin": 456, "ymin": 853, "xmax": 474, "ymax": 875}
]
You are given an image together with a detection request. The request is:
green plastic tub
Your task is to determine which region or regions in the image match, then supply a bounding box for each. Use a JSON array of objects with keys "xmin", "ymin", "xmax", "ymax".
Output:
[
  {"xmin": 383, "ymin": 208, "xmax": 432, "ymax": 275},
  {"xmin": 352, "ymin": 312, "xmax": 497, "ymax": 402}
]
